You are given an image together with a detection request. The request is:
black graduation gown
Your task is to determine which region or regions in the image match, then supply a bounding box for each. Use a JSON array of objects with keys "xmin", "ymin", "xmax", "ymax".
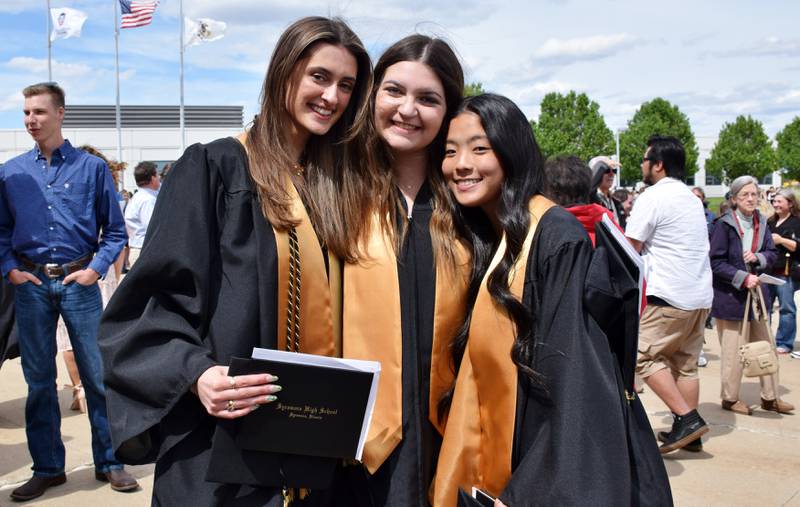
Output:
[
  {"xmin": 341, "ymin": 184, "xmax": 440, "ymax": 507},
  {"xmin": 0, "ymin": 278, "xmax": 19, "ymax": 369},
  {"xmin": 501, "ymin": 208, "xmax": 672, "ymax": 506},
  {"xmin": 99, "ymin": 138, "xmax": 334, "ymax": 507}
]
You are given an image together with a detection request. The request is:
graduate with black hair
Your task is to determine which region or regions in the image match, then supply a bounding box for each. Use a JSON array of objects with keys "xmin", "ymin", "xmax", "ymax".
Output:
[{"xmin": 434, "ymin": 94, "xmax": 671, "ymax": 506}]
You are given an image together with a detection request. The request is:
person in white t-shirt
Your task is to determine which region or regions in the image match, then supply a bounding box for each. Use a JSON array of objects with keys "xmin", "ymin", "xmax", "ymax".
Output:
[
  {"xmin": 124, "ymin": 161, "xmax": 160, "ymax": 266},
  {"xmin": 625, "ymin": 135, "xmax": 713, "ymax": 454}
]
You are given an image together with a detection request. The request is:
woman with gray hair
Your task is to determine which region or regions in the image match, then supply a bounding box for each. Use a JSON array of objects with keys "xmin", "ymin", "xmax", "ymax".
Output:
[
  {"xmin": 766, "ymin": 188, "xmax": 800, "ymax": 354},
  {"xmin": 708, "ymin": 176, "xmax": 793, "ymax": 415}
]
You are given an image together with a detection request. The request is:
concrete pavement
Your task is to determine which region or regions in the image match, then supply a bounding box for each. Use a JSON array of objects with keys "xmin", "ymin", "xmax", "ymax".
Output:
[{"xmin": 0, "ymin": 324, "xmax": 798, "ymax": 506}]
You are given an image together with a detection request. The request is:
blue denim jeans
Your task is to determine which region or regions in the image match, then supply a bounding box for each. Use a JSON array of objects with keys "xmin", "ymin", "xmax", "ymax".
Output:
[
  {"xmin": 767, "ymin": 276, "xmax": 797, "ymax": 351},
  {"xmin": 13, "ymin": 272, "xmax": 121, "ymax": 477}
]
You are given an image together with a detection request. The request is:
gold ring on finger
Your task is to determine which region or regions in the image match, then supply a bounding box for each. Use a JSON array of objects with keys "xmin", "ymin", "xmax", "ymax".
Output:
[{"xmin": 227, "ymin": 400, "xmax": 236, "ymax": 412}]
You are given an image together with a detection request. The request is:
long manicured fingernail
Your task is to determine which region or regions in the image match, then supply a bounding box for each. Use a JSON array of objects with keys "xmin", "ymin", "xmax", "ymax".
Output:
[
  {"xmin": 268, "ymin": 375, "xmax": 279, "ymax": 382},
  {"xmin": 250, "ymin": 404, "xmax": 260, "ymax": 412},
  {"xmin": 270, "ymin": 385, "xmax": 282, "ymax": 393},
  {"xmin": 264, "ymin": 395, "xmax": 277, "ymax": 403}
]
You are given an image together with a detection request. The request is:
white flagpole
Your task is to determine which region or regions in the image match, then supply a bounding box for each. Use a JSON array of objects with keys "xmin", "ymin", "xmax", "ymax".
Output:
[
  {"xmin": 114, "ymin": 0, "xmax": 122, "ymax": 163},
  {"xmin": 179, "ymin": 0, "xmax": 185, "ymax": 152},
  {"xmin": 47, "ymin": 0, "xmax": 52, "ymax": 81}
]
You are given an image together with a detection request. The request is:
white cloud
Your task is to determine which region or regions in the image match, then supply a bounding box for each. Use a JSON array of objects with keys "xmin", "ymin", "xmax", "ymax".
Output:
[
  {"xmin": 715, "ymin": 37, "xmax": 800, "ymax": 58},
  {"xmin": 776, "ymin": 90, "xmax": 800, "ymax": 104},
  {"xmin": 0, "ymin": 91, "xmax": 23, "ymax": 112},
  {"xmin": 0, "ymin": 0, "xmax": 29, "ymax": 13},
  {"xmin": 7, "ymin": 57, "xmax": 93, "ymax": 78},
  {"xmin": 534, "ymin": 33, "xmax": 640, "ymax": 64}
]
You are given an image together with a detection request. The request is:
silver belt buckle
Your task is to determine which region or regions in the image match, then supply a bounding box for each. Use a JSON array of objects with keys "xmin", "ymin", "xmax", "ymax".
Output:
[{"xmin": 43, "ymin": 263, "xmax": 61, "ymax": 278}]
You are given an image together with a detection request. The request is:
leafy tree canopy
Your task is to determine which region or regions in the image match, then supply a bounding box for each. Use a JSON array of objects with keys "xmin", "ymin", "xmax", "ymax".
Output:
[
  {"xmin": 705, "ymin": 115, "xmax": 777, "ymax": 182},
  {"xmin": 619, "ymin": 98, "xmax": 698, "ymax": 184},
  {"xmin": 530, "ymin": 91, "xmax": 614, "ymax": 161},
  {"xmin": 464, "ymin": 82, "xmax": 485, "ymax": 97},
  {"xmin": 777, "ymin": 116, "xmax": 800, "ymax": 182}
]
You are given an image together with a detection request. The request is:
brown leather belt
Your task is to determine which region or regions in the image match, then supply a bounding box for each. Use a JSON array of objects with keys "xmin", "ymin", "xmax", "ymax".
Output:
[{"xmin": 19, "ymin": 254, "xmax": 93, "ymax": 279}]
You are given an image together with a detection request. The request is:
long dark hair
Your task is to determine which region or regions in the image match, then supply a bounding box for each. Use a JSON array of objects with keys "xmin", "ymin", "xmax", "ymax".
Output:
[
  {"xmin": 246, "ymin": 16, "xmax": 374, "ymax": 262},
  {"xmin": 367, "ymin": 34, "xmax": 465, "ymax": 268},
  {"xmin": 438, "ymin": 93, "xmax": 548, "ymax": 421}
]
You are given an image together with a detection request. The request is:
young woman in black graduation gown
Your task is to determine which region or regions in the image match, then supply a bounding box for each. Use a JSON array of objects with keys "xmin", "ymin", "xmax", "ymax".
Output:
[
  {"xmin": 98, "ymin": 17, "xmax": 375, "ymax": 506},
  {"xmin": 433, "ymin": 94, "xmax": 671, "ymax": 506},
  {"xmin": 338, "ymin": 36, "xmax": 471, "ymax": 506}
]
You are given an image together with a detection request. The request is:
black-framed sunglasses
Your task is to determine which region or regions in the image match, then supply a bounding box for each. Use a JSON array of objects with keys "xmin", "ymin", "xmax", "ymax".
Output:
[
  {"xmin": 604, "ymin": 167, "xmax": 618, "ymax": 175},
  {"xmin": 641, "ymin": 156, "xmax": 657, "ymax": 164}
]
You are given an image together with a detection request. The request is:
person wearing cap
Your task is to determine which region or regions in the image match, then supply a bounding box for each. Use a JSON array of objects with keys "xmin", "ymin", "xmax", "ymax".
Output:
[
  {"xmin": 589, "ymin": 155, "xmax": 626, "ymax": 228},
  {"xmin": 0, "ymin": 82, "xmax": 137, "ymax": 501}
]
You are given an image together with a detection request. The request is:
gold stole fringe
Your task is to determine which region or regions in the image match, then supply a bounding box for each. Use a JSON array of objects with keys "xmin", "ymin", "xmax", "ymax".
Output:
[
  {"xmin": 273, "ymin": 178, "xmax": 340, "ymax": 356},
  {"xmin": 343, "ymin": 214, "xmax": 469, "ymax": 473},
  {"xmin": 433, "ymin": 196, "xmax": 554, "ymax": 506}
]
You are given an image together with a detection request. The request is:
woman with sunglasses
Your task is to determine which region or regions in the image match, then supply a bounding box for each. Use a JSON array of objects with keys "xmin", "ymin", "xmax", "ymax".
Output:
[
  {"xmin": 589, "ymin": 155, "xmax": 625, "ymax": 227},
  {"xmin": 99, "ymin": 16, "xmax": 374, "ymax": 506},
  {"xmin": 433, "ymin": 94, "xmax": 670, "ymax": 506}
]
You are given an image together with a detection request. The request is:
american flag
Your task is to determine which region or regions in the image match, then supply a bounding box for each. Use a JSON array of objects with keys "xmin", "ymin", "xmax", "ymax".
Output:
[{"xmin": 119, "ymin": 0, "xmax": 159, "ymax": 29}]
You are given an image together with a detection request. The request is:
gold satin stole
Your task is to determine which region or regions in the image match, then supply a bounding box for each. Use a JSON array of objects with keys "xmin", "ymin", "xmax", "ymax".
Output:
[
  {"xmin": 343, "ymin": 214, "xmax": 469, "ymax": 473},
  {"xmin": 236, "ymin": 134, "xmax": 341, "ymax": 356},
  {"xmin": 433, "ymin": 196, "xmax": 555, "ymax": 506}
]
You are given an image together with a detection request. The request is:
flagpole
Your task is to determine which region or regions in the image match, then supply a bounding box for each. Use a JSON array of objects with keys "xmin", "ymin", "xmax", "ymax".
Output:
[
  {"xmin": 47, "ymin": 0, "xmax": 52, "ymax": 81},
  {"xmin": 179, "ymin": 0, "xmax": 185, "ymax": 152},
  {"xmin": 114, "ymin": 0, "xmax": 122, "ymax": 163}
]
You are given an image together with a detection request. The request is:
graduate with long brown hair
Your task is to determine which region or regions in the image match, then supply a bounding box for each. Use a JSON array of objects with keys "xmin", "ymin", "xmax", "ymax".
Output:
[
  {"xmin": 339, "ymin": 35, "xmax": 471, "ymax": 506},
  {"xmin": 99, "ymin": 16, "xmax": 374, "ymax": 506}
]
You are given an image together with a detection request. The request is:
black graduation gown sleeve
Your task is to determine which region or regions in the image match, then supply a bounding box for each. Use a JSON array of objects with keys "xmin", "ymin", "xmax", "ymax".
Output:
[
  {"xmin": 500, "ymin": 208, "xmax": 669, "ymax": 506},
  {"xmin": 99, "ymin": 140, "xmax": 228, "ymax": 464},
  {"xmin": 0, "ymin": 278, "xmax": 18, "ymax": 368}
]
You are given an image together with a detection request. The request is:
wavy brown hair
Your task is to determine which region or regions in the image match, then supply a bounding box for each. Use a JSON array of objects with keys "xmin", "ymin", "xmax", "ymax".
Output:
[
  {"xmin": 79, "ymin": 144, "xmax": 126, "ymax": 189},
  {"xmin": 366, "ymin": 35, "xmax": 465, "ymax": 267},
  {"xmin": 245, "ymin": 16, "xmax": 374, "ymax": 262},
  {"xmin": 767, "ymin": 188, "xmax": 800, "ymax": 226}
]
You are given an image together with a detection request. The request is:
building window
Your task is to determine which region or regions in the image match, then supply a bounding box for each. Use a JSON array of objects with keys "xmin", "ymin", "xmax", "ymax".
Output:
[
  {"xmin": 759, "ymin": 173, "xmax": 773, "ymax": 185},
  {"xmin": 685, "ymin": 174, "xmax": 695, "ymax": 186},
  {"xmin": 706, "ymin": 174, "xmax": 722, "ymax": 185}
]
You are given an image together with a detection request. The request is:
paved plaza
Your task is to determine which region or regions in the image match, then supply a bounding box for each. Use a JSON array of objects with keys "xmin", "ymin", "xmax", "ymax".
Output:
[{"xmin": 0, "ymin": 322, "xmax": 798, "ymax": 506}]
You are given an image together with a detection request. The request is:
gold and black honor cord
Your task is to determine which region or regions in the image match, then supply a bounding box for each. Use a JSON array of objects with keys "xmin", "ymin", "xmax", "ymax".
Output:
[{"xmin": 286, "ymin": 227, "xmax": 301, "ymax": 353}]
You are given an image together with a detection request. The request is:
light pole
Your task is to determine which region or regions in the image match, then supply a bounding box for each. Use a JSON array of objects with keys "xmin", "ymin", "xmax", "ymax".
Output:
[{"xmin": 614, "ymin": 128, "xmax": 626, "ymax": 188}]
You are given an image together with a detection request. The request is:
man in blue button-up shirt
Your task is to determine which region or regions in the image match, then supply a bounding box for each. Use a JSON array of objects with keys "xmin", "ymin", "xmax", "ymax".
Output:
[{"xmin": 0, "ymin": 82, "xmax": 138, "ymax": 501}]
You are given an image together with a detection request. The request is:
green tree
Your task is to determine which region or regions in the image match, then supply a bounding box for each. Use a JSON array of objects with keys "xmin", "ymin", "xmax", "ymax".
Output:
[
  {"xmin": 777, "ymin": 116, "xmax": 800, "ymax": 182},
  {"xmin": 619, "ymin": 98, "xmax": 698, "ymax": 184},
  {"xmin": 530, "ymin": 91, "xmax": 614, "ymax": 161},
  {"xmin": 464, "ymin": 82, "xmax": 485, "ymax": 97},
  {"xmin": 705, "ymin": 115, "xmax": 777, "ymax": 182}
]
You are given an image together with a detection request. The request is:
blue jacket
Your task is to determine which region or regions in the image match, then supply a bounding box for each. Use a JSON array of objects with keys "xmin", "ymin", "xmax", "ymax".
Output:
[{"xmin": 709, "ymin": 210, "xmax": 777, "ymax": 321}]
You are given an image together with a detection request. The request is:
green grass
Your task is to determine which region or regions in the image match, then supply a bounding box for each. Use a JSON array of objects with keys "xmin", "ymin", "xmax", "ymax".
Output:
[{"xmin": 707, "ymin": 196, "xmax": 725, "ymax": 213}]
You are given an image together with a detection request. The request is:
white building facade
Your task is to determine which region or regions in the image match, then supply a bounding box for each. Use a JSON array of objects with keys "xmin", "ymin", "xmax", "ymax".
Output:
[{"xmin": 0, "ymin": 105, "xmax": 243, "ymax": 190}]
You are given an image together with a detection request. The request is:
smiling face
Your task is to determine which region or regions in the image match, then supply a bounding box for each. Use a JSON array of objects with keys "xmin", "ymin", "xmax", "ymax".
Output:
[
  {"xmin": 286, "ymin": 43, "xmax": 357, "ymax": 148},
  {"xmin": 442, "ymin": 112, "xmax": 505, "ymax": 216},
  {"xmin": 23, "ymin": 93, "xmax": 64, "ymax": 146},
  {"xmin": 772, "ymin": 194, "xmax": 790, "ymax": 215},
  {"xmin": 374, "ymin": 61, "xmax": 446, "ymax": 154}
]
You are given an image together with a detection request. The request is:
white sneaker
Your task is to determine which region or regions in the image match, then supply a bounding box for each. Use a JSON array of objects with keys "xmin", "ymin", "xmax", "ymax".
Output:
[
  {"xmin": 698, "ymin": 351, "xmax": 708, "ymax": 367},
  {"xmin": 790, "ymin": 350, "xmax": 800, "ymax": 360}
]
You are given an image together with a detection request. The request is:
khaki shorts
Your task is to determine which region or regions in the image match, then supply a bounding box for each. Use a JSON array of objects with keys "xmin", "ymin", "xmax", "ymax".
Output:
[{"xmin": 636, "ymin": 305, "xmax": 708, "ymax": 379}]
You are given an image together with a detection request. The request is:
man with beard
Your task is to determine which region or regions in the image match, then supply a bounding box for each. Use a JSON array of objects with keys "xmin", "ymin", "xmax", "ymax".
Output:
[{"xmin": 625, "ymin": 135, "xmax": 713, "ymax": 454}]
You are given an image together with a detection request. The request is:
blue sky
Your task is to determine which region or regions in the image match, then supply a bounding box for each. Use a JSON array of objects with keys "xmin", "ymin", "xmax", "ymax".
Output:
[{"xmin": 1, "ymin": 0, "xmax": 798, "ymax": 142}]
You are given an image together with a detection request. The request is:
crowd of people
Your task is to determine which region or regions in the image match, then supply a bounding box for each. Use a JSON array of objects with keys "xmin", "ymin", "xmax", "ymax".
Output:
[{"xmin": 0, "ymin": 14, "xmax": 796, "ymax": 507}]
